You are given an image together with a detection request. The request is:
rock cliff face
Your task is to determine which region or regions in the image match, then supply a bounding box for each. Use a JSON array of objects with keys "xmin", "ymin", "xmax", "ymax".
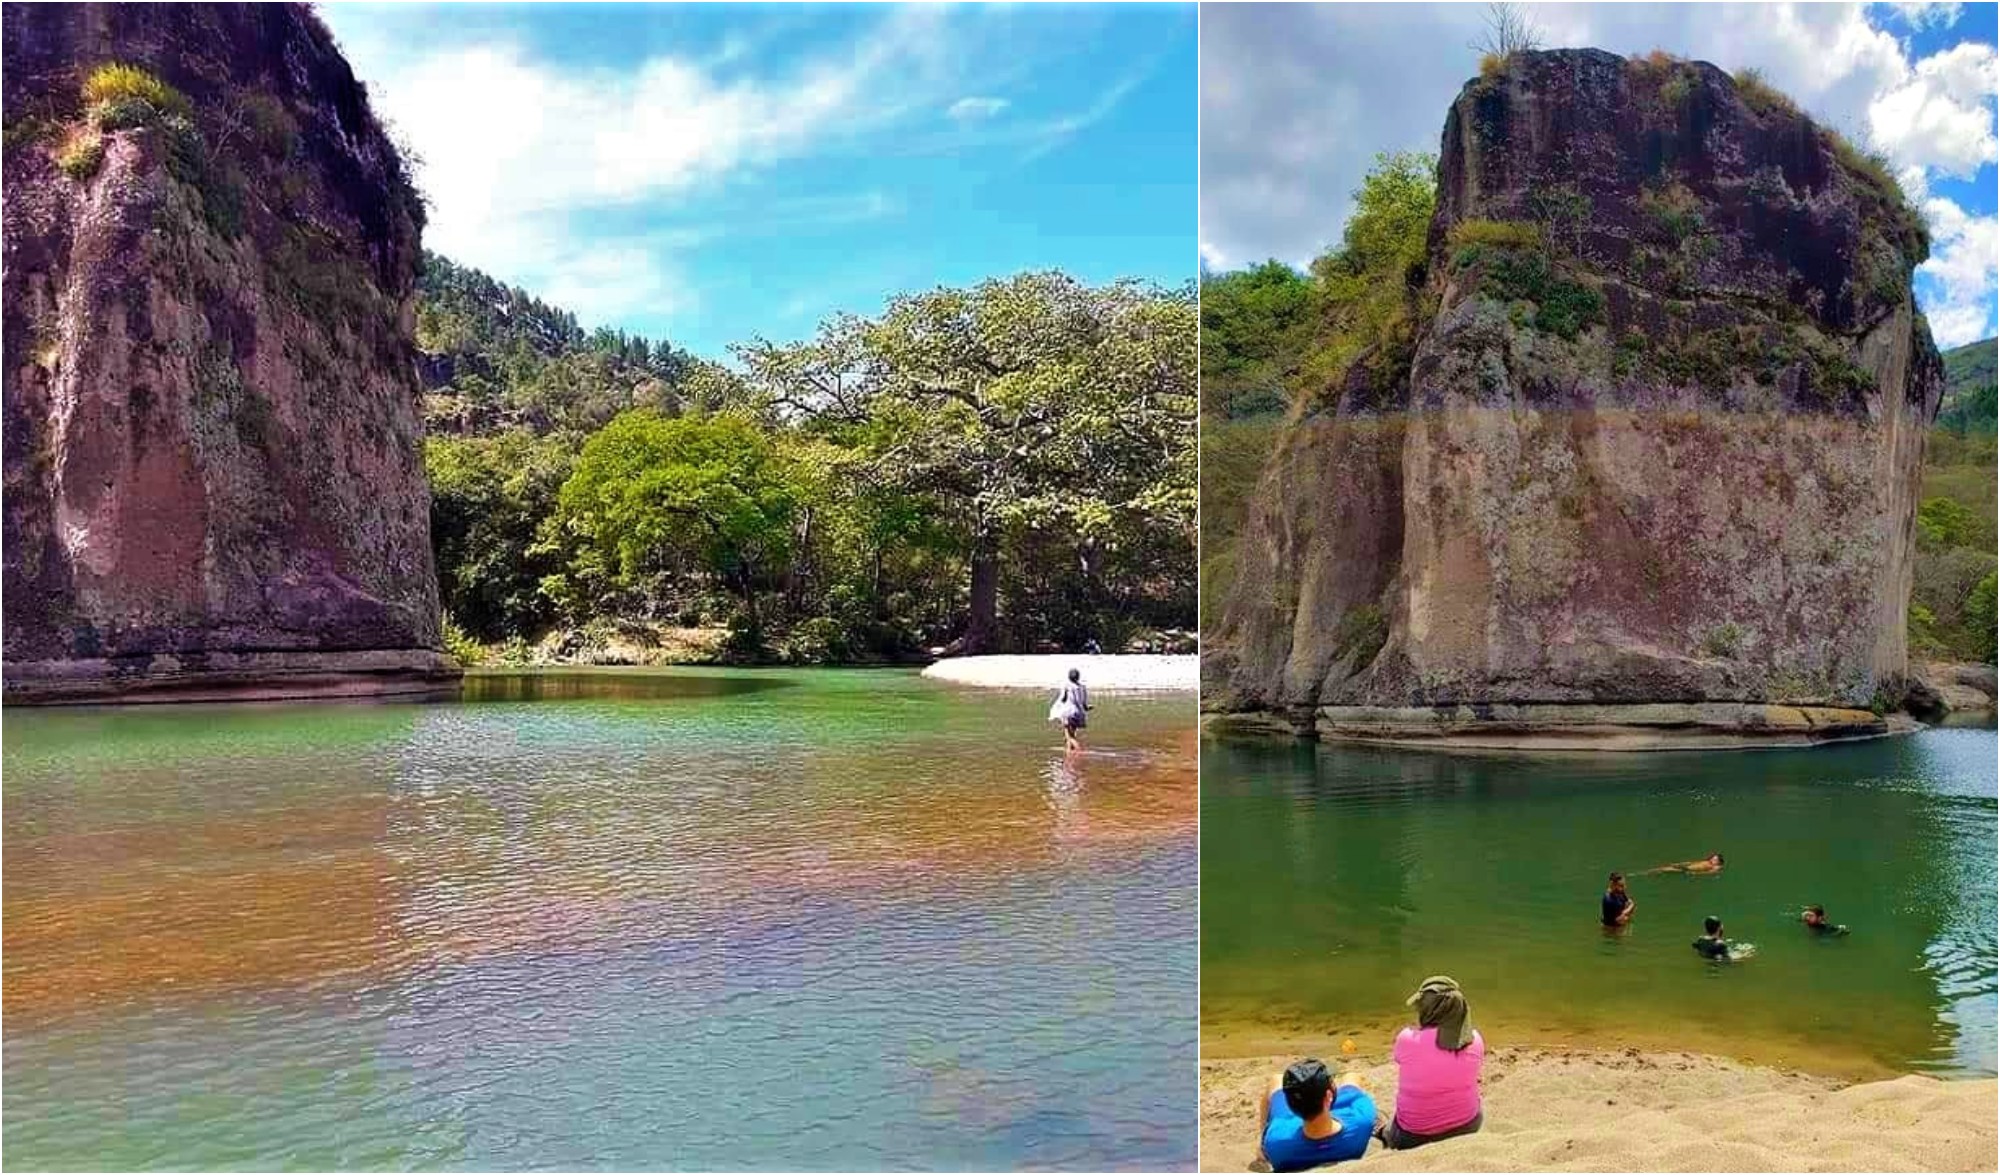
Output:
[
  {"xmin": 1207, "ymin": 49, "xmax": 1943, "ymax": 747},
  {"xmin": 3, "ymin": 3, "xmax": 456, "ymax": 702}
]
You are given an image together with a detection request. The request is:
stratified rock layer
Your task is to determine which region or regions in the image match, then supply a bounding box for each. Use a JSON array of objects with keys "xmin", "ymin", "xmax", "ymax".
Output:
[
  {"xmin": 1207, "ymin": 49, "xmax": 1944, "ymax": 745},
  {"xmin": 3, "ymin": 4, "xmax": 456, "ymax": 702}
]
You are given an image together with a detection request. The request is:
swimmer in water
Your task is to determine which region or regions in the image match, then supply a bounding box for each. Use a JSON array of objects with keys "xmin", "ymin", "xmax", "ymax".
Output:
[
  {"xmin": 1600, "ymin": 872, "xmax": 1636, "ymax": 927},
  {"xmin": 1802, "ymin": 905, "xmax": 1850, "ymax": 936},
  {"xmin": 1692, "ymin": 915, "xmax": 1733, "ymax": 960},
  {"xmin": 1645, "ymin": 852, "xmax": 1723, "ymax": 875}
]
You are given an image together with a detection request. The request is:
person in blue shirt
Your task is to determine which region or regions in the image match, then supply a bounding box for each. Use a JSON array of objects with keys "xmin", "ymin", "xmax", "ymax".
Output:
[
  {"xmin": 1601, "ymin": 872, "xmax": 1635, "ymax": 927},
  {"xmin": 1256, "ymin": 1058, "xmax": 1379, "ymax": 1171}
]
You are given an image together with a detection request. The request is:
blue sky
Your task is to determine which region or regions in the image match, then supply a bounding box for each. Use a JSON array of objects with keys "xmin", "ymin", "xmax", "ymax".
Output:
[
  {"xmin": 322, "ymin": 4, "xmax": 1197, "ymax": 358},
  {"xmin": 1201, "ymin": 2, "xmax": 1998, "ymax": 347}
]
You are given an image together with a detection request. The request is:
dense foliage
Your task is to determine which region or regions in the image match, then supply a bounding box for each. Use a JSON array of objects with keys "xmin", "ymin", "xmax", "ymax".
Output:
[
  {"xmin": 1912, "ymin": 338, "xmax": 1997, "ymax": 664},
  {"xmin": 1938, "ymin": 337, "xmax": 1997, "ymax": 438},
  {"xmin": 421, "ymin": 259, "xmax": 1196, "ymax": 663}
]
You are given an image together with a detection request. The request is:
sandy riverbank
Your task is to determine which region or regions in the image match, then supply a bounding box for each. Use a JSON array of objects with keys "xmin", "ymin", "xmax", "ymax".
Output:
[
  {"xmin": 922, "ymin": 653, "xmax": 1197, "ymax": 691},
  {"xmin": 1201, "ymin": 1048, "xmax": 1996, "ymax": 1172}
]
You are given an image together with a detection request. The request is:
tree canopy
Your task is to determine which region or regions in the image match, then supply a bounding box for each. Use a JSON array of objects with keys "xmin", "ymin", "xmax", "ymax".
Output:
[{"xmin": 419, "ymin": 260, "xmax": 1195, "ymax": 662}]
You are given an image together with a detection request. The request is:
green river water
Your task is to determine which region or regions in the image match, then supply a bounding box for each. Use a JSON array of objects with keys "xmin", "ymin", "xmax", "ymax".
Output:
[
  {"xmin": 4, "ymin": 668, "xmax": 1197, "ymax": 1170},
  {"xmin": 1202, "ymin": 726, "xmax": 1996, "ymax": 1080}
]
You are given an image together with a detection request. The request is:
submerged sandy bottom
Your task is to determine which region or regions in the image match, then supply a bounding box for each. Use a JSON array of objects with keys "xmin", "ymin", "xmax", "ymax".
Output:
[
  {"xmin": 1200, "ymin": 1048, "xmax": 1997, "ymax": 1173},
  {"xmin": 923, "ymin": 653, "xmax": 1198, "ymax": 691}
]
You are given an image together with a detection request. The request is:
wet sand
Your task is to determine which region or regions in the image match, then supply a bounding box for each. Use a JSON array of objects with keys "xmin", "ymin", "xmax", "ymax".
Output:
[{"xmin": 1201, "ymin": 1048, "xmax": 1997, "ymax": 1172}]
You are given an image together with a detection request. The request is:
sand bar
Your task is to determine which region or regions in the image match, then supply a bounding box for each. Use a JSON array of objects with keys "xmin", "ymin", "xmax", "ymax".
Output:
[{"xmin": 922, "ymin": 653, "xmax": 1197, "ymax": 692}]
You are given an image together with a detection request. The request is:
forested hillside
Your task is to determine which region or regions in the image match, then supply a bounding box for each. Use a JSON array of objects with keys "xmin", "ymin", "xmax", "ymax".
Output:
[
  {"xmin": 419, "ymin": 257, "xmax": 1196, "ymax": 665},
  {"xmin": 1914, "ymin": 337, "xmax": 1996, "ymax": 664}
]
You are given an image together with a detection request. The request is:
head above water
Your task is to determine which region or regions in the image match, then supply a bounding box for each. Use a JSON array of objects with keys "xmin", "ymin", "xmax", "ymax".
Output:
[
  {"xmin": 1067, "ymin": 668, "xmax": 1080, "ymax": 683},
  {"xmin": 1806, "ymin": 905, "xmax": 1826, "ymax": 925},
  {"xmin": 1281, "ymin": 1058, "xmax": 1333, "ymax": 1119},
  {"xmin": 1608, "ymin": 872, "xmax": 1626, "ymax": 892},
  {"xmin": 1704, "ymin": 916, "xmax": 1724, "ymax": 936},
  {"xmin": 1709, "ymin": 853, "xmax": 1724, "ymax": 866}
]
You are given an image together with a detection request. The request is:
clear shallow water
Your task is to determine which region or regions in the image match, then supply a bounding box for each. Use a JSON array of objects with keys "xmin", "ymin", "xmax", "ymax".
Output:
[
  {"xmin": 1201, "ymin": 728, "xmax": 1997, "ymax": 1080},
  {"xmin": 4, "ymin": 669, "xmax": 1197, "ymax": 1170}
]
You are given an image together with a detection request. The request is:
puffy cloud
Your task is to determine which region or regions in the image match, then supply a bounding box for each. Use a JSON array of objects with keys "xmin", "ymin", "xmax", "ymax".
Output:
[
  {"xmin": 1918, "ymin": 197, "xmax": 2000, "ymax": 346},
  {"xmin": 1869, "ymin": 41, "xmax": 2000, "ymax": 176}
]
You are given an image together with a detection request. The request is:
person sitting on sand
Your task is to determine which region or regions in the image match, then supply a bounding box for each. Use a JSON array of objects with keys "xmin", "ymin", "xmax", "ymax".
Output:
[
  {"xmin": 1692, "ymin": 915, "xmax": 1733, "ymax": 960},
  {"xmin": 1256, "ymin": 1059, "xmax": 1378, "ymax": 1171},
  {"xmin": 1382, "ymin": 975, "xmax": 1485, "ymax": 1150},
  {"xmin": 1601, "ymin": 872, "xmax": 1636, "ymax": 927},
  {"xmin": 1802, "ymin": 905, "xmax": 1850, "ymax": 936},
  {"xmin": 1646, "ymin": 852, "xmax": 1724, "ymax": 875},
  {"xmin": 1049, "ymin": 668, "xmax": 1091, "ymax": 753}
]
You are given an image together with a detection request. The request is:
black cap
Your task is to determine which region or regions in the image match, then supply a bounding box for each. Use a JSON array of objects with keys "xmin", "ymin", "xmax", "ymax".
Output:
[{"xmin": 1281, "ymin": 1059, "xmax": 1332, "ymax": 1116}]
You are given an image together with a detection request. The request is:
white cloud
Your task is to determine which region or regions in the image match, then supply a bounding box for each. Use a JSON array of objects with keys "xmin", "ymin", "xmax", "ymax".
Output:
[
  {"xmin": 1869, "ymin": 41, "xmax": 2000, "ymax": 176},
  {"xmin": 319, "ymin": 6, "xmax": 1154, "ymax": 330},
  {"xmin": 948, "ymin": 96, "xmax": 1010, "ymax": 121},
  {"xmin": 1918, "ymin": 196, "xmax": 2000, "ymax": 346},
  {"xmin": 1200, "ymin": 240, "xmax": 1227, "ymax": 271},
  {"xmin": 1884, "ymin": 2, "xmax": 1964, "ymax": 30}
]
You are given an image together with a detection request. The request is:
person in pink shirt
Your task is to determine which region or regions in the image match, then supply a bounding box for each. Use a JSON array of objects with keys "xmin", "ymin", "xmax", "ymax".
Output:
[{"xmin": 1382, "ymin": 975, "xmax": 1484, "ymax": 1150}]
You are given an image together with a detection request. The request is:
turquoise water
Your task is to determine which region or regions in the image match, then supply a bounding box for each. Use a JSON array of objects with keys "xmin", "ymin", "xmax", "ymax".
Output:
[
  {"xmin": 4, "ymin": 669, "xmax": 1197, "ymax": 1170},
  {"xmin": 1201, "ymin": 727, "xmax": 1997, "ymax": 1079}
]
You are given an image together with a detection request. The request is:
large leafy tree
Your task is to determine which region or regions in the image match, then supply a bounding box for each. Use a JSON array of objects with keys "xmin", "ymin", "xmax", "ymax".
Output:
[
  {"xmin": 549, "ymin": 412, "xmax": 801, "ymax": 630},
  {"xmin": 739, "ymin": 272, "xmax": 1196, "ymax": 653}
]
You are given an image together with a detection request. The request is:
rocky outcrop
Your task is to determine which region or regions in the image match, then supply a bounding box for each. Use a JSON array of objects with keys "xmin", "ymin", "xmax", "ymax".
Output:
[
  {"xmin": 3, "ymin": 4, "xmax": 457, "ymax": 702},
  {"xmin": 1207, "ymin": 49, "xmax": 1944, "ymax": 746}
]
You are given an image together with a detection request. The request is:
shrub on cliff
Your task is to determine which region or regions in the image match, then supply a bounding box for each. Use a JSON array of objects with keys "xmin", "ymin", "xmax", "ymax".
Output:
[
  {"xmin": 53, "ymin": 130, "xmax": 103, "ymax": 180},
  {"xmin": 82, "ymin": 63, "xmax": 191, "ymax": 119}
]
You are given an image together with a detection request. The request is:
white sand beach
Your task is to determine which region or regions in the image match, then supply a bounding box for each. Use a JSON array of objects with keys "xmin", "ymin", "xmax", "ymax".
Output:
[{"xmin": 922, "ymin": 653, "xmax": 1198, "ymax": 691}]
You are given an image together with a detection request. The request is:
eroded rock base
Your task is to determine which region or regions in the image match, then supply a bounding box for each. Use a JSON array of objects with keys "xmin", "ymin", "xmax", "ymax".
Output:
[{"xmin": 4, "ymin": 649, "xmax": 461, "ymax": 705}]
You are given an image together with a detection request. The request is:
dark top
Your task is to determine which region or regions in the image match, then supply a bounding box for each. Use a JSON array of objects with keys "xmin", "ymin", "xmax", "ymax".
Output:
[
  {"xmin": 1808, "ymin": 921, "xmax": 1850, "ymax": 936},
  {"xmin": 1692, "ymin": 935, "xmax": 1730, "ymax": 960},
  {"xmin": 1601, "ymin": 891, "xmax": 1631, "ymax": 926}
]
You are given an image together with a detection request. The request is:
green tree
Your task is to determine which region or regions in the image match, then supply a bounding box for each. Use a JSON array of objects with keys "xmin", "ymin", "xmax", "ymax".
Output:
[
  {"xmin": 740, "ymin": 272, "xmax": 1196, "ymax": 652},
  {"xmin": 550, "ymin": 411, "xmax": 800, "ymax": 636},
  {"xmin": 1200, "ymin": 261, "xmax": 1315, "ymax": 418},
  {"xmin": 426, "ymin": 430, "xmax": 573, "ymax": 640}
]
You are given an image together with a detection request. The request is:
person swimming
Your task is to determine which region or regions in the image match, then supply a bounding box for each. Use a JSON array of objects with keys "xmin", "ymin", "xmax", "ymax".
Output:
[
  {"xmin": 1646, "ymin": 852, "xmax": 1724, "ymax": 875},
  {"xmin": 1802, "ymin": 905, "xmax": 1851, "ymax": 936},
  {"xmin": 1692, "ymin": 916, "xmax": 1733, "ymax": 960},
  {"xmin": 1600, "ymin": 872, "xmax": 1635, "ymax": 927}
]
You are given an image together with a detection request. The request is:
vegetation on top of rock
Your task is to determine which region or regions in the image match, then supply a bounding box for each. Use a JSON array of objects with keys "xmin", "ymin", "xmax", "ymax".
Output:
[{"xmin": 1731, "ymin": 67, "xmax": 1800, "ymax": 119}]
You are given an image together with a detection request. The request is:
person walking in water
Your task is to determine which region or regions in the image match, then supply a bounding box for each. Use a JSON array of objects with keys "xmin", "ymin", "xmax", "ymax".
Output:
[{"xmin": 1049, "ymin": 667, "xmax": 1091, "ymax": 753}]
